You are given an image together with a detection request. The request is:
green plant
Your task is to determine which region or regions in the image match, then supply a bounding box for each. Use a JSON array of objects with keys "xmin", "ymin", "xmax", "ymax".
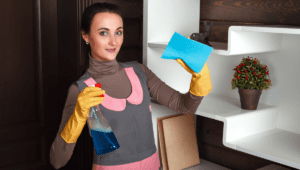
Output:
[{"xmin": 232, "ymin": 56, "xmax": 272, "ymax": 90}]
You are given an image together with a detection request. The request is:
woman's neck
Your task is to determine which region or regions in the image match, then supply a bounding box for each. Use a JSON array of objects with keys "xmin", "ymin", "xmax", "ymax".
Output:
[{"xmin": 87, "ymin": 52, "xmax": 120, "ymax": 79}]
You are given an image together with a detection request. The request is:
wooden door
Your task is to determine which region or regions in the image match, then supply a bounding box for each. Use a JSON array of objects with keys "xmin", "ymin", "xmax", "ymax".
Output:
[
  {"xmin": 0, "ymin": 0, "xmax": 59, "ymax": 169},
  {"xmin": 0, "ymin": 0, "xmax": 143, "ymax": 169},
  {"xmin": 0, "ymin": 0, "xmax": 89, "ymax": 169}
]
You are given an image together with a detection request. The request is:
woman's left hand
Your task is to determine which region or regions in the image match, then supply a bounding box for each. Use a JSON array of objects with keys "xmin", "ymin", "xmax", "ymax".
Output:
[
  {"xmin": 176, "ymin": 58, "xmax": 199, "ymax": 77},
  {"xmin": 176, "ymin": 36, "xmax": 212, "ymax": 96},
  {"xmin": 176, "ymin": 58, "xmax": 212, "ymax": 97}
]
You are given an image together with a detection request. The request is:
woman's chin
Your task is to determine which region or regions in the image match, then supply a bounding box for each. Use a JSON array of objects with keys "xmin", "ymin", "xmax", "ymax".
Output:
[{"xmin": 94, "ymin": 55, "xmax": 117, "ymax": 61}]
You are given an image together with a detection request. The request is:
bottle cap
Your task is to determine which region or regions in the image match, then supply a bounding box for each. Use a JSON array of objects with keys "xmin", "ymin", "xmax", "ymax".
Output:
[
  {"xmin": 94, "ymin": 83, "xmax": 104, "ymax": 97},
  {"xmin": 95, "ymin": 83, "xmax": 102, "ymax": 88}
]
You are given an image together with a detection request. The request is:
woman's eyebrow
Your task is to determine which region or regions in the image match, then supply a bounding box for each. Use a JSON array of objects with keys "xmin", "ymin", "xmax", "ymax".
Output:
[{"xmin": 97, "ymin": 27, "xmax": 123, "ymax": 31}]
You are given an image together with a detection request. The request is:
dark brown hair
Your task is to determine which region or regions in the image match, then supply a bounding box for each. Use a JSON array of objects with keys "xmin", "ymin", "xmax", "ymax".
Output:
[{"xmin": 78, "ymin": 2, "xmax": 123, "ymax": 78}]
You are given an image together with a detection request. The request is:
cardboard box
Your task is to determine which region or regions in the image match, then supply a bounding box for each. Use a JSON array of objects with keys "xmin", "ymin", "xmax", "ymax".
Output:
[{"xmin": 157, "ymin": 114, "xmax": 200, "ymax": 170}]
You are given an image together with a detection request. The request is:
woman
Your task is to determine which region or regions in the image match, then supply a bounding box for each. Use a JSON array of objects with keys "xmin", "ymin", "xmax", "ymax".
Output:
[{"xmin": 50, "ymin": 2, "xmax": 212, "ymax": 170}]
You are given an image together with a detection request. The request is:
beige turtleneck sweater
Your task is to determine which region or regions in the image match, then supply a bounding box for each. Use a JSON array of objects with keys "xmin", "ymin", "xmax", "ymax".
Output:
[{"xmin": 49, "ymin": 53, "xmax": 204, "ymax": 169}]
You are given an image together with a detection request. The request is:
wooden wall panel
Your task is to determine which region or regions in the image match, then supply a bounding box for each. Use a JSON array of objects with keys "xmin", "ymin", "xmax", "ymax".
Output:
[
  {"xmin": 123, "ymin": 18, "xmax": 140, "ymax": 47},
  {"xmin": 94, "ymin": 0, "xmax": 142, "ymax": 18},
  {"xmin": 201, "ymin": 0, "xmax": 300, "ymax": 25},
  {"xmin": 0, "ymin": 138, "xmax": 40, "ymax": 167},
  {"xmin": 200, "ymin": 142, "xmax": 270, "ymax": 170},
  {"xmin": 200, "ymin": 0, "xmax": 300, "ymax": 43},
  {"xmin": 117, "ymin": 47, "xmax": 142, "ymax": 62},
  {"xmin": 0, "ymin": 0, "xmax": 36, "ymax": 126},
  {"xmin": 0, "ymin": 0, "xmax": 47, "ymax": 169},
  {"xmin": 199, "ymin": 21, "xmax": 262, "ymax": 43}
]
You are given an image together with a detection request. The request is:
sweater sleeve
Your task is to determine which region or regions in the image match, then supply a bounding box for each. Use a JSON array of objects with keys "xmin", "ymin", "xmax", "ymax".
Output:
[
  {"xmin": 137, "ymin": 63, "xmax": 204, "ymax": 115},
  {"xmin": 49, "ymin": 84, "xmax": 79, "ymax": 169}
]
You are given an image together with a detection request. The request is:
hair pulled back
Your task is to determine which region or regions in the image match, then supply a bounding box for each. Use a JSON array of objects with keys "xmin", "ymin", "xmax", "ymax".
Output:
[{"xmin": 78, "ymin": 2, "xmax": 123, "ymax": 78}]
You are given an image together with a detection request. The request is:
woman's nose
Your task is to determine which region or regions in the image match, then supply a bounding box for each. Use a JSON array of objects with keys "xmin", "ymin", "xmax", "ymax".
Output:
[{"xmin": 109, "ymin": 35, "xmax": 117, "ymax": 45}]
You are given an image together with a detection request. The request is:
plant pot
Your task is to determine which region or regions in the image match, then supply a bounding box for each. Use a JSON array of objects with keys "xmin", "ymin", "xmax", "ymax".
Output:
[{"xmin": 238, "ymin": 88, "xmax": 262, "ymax": 110}]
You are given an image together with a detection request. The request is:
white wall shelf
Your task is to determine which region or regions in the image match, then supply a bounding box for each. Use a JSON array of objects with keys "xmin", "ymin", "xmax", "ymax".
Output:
[
  {"xmin": 148, "ymin": 25, "xmax": 300, "ymax": 56},
  {"xmin": 151, "ymin": 93, "xmax": 300, "ymax": 169},
  {"xmin": 194, "ymin": 93, "xmax": 300, "ymax": 169}
]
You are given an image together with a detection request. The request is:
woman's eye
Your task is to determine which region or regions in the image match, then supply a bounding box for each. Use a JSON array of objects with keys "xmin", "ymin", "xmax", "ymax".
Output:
[
  {"xmin": 100, "ymin": 32, "xmax": 107, "ymax": 36},
  {"xmin": 100, "ymin": 31, "xmax": 122, "ymax": 36},
  {"xmin": 116, "ymin": 31, "xmax": 123, "ymax": 35}
]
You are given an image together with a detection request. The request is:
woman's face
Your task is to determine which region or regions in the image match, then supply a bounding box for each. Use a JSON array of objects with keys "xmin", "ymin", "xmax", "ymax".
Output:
[{"xmin": 82, "ymin": 12, "xmax": 123, "ymax": 61}]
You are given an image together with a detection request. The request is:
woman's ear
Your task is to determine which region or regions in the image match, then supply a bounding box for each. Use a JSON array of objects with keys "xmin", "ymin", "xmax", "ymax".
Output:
[{"xmin": 81, "ymin": 31, "xmax": 89, "ymax": 42}]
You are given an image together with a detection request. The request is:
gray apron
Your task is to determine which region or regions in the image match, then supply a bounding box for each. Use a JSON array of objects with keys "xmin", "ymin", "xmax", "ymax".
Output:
[{"xmin": 76, "ymin": 61, "xmax": 157, "ymax": 166}]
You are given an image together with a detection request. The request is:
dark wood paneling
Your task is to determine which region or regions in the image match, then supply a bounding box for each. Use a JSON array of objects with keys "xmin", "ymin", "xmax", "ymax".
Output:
[
  {"xmin": 123, "ymin": 18, "xmax": 141, "ymax": 47},
  {"xmin": 0, "ymin": 0, "xmax": 36, "ymax": 126},
  {"xmin": 200, "ymin": 0, "xmax": 300, "ymax": 25},
  {"xmin": 40, "ymin": 0, "xmax": 61, "ymax": 169},
  {"xmin": 95, "ymin": 0, "xmax": 143, "ymax": 18},
  {"xmin": 58, "ymin": 0, "xmax": 81, "ymax": 110},
  {"xmin": 0, "ymin": 0, "xmax": 46, "ymax": 169},
  {"xmin": 200, "ymin": 142, "xmax": 270, "ymax": 170},
  {"xmin": 117, "ymin": 47, "xmax": 142, "ymax": 63},
  {"xmin": 196, "ymin": 116, "xmax": 298, "ymax": 170},
  {"xmin": 0, "ymin": 0, "xmax": 79, "ymax": 169},
  {"xmin": 197, "ymin": 115, "xmax": 224, "ymax": 148},
  {"xmin": 200, "ymin": 0, "xmax": 300, "ymax": 45},
  {"xmin": 0, "ymin": 138, "xmax": 40, "ymax": 167},
  {"xmin": 199, "ymin": 21, "xmax": 263, "ymax": 43},
  {"xmin": 199, "ymin": 21, "xmax": 297, "ymax": 43}
]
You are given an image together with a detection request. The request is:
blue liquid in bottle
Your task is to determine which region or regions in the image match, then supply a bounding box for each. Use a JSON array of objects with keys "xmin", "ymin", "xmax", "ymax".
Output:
[
  {"xmin": 86, "ymin": 84, "xmax": 120, "ymax": 156},
  {"xmin": 91, "ymin": 128, "xmax": 120, "ymax": 156}
]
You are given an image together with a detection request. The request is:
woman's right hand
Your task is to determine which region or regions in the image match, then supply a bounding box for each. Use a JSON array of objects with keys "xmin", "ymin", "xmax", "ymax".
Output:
[
  {"xmin": 76, "ymin": 87, "xmax": 106, "ymax": 120},
  {"xmin": 61, "ymin": 86, "xmax": 105, "ymax": 143}
]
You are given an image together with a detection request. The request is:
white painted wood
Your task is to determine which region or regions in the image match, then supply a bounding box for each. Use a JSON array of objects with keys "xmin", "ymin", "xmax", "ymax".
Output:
[
  {"xmin": 193, "ymin": 93, "xmax": 300, "ymax": 169},
  {"xmin": 237, "ymin": 131, "xmax": 300, "ymax": 169},
  {"xmin": 213, "ymin": 26, "xmax": 283, "ymax": 55},
  {"xmin": 146, "ymin": 0, "xmax": 200, "ymax": 43},
  {"xmin": 144, "ymin": 0, "xmax": 200, "ymax": 94}
]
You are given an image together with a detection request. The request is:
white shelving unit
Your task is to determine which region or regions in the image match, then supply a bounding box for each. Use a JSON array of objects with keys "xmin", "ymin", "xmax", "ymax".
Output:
[
  {"xmin": 144, "ymin": 0, "xmax": 300, "ymax": 169},
  {"xmin": 148, "ymin": 25, "xmax": 300, "ymax": 56},
  {"xmin": 195, "ymin": 93, "xmax": 300, "ymax": 169}
]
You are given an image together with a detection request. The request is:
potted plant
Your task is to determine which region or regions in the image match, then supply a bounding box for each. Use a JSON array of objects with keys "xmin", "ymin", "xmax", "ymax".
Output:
[{"xmin": 232, "ymin": 56, "xmax": 272, "ymax": 110}]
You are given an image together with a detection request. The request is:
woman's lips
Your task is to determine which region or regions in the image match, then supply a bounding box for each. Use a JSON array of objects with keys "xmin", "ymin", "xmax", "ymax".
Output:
[{"xmin": 106, "ymin": 48, "xmax": 116, "ymax": 53}]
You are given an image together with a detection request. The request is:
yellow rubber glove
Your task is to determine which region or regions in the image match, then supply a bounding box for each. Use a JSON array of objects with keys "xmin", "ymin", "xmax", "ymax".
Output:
[
  {"xmin": 175, "ymin": 36, "xmax": 212, "ymax": 96},
  {"xmin": 61, "ymin": 87, "xmax": 106, "ymax": 143},
  {"xmin": 177, "ymin": 59, "xmax": 212, "ymax": 96},
  {"xmin": 176, "ymin": 37, "xmax": 212, "ymax": 96}
]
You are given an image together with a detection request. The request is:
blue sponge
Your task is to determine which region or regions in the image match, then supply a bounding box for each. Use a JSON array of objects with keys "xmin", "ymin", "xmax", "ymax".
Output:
[{"xmin": 161, "ymin": 32, "xmax": 213, "ymax": 74}]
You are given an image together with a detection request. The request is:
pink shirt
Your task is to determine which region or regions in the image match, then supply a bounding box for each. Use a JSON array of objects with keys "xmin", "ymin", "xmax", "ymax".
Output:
[{"xmin": 92, "ymin": 151, "xmax": 160, "ymax": 170}]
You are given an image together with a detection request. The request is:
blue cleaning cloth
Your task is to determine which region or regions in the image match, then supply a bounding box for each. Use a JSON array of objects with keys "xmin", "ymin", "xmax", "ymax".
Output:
[{"xmin": 161, "ymin": 32, "xmax": 213, "ymax": 74}]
